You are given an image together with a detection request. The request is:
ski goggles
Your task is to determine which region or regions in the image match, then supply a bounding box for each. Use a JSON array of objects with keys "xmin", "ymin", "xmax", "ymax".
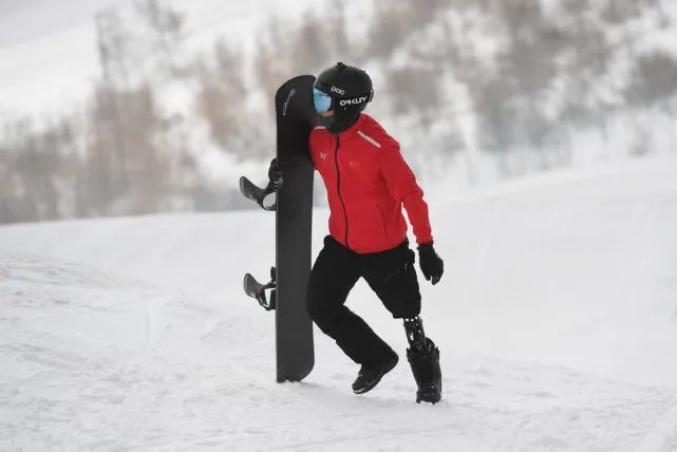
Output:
[{"xmin": 313, "ymin": 87, "xmax": 333, "ymax": 113}]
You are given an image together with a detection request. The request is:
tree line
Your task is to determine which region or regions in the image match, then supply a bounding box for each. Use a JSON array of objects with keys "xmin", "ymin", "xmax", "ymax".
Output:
[{"xmin": 1, "ymin": 0, "xmax": 675, "ymax": 224}]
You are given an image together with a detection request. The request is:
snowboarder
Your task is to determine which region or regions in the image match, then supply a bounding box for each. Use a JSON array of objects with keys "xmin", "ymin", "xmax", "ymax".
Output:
[{"xmin": 270, "ymin": 62, "xmax": 444, "ymax": 403}]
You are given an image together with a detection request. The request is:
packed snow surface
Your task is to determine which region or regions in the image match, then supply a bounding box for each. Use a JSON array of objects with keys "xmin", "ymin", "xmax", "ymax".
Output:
[{"xmin": 1, "ymin": 156, "xmax": 677, "ymax": 451}]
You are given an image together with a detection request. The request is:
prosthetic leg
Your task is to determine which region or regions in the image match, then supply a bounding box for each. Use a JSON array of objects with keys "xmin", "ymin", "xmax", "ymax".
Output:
[{"xmin": 404, "ymin": 316, "xmax": 442, "ymax": 403}]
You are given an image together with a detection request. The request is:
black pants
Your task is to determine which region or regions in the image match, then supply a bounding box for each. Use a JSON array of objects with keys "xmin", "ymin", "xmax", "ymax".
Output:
[{"xmin": 306, "ymin": 236, "xmax": 421, "ymax": 366}]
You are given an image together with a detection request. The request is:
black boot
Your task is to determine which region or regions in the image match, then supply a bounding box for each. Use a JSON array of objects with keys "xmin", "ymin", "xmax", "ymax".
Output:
[
  {"xmin": 352, "ymin": 352, "xmax": 399, "ymax": 394},
  {"xmin": 407, "ymin": 338, "xmax": 442, "ymax": 403}
]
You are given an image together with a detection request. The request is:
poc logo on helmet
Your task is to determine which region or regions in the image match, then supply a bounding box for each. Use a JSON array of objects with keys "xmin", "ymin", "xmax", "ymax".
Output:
[
  {"xmin": 331, "ymin": 86, "xmax": 345, "ymax": 95},
  {"xmin": 339, "ymin": 96, "xmax": 369, "ymax": 107}
]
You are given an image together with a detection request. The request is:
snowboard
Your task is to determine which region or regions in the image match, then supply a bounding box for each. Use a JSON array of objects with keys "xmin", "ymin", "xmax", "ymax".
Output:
[{"xmin": 240, "ymin": 75, "xmax": 316, "ymax": 382}]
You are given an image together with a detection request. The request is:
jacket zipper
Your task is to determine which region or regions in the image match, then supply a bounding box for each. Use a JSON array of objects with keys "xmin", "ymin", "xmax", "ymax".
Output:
[{"xmin": 334, "ymin": 134, "xmax": 349, "ymax": 247}]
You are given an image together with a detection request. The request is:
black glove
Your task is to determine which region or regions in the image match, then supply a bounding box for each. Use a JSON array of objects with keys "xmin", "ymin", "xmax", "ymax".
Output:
[
  {"xmin": 268, "ymin": 158, "xmax": 283, "ymax": 191},
  {"xmin": 418, "ymin": 242, "xmax": 444, "ymax": 285}
]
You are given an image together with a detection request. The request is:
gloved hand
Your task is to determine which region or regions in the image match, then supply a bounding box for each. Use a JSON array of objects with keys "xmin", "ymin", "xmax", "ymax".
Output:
[
  {"xmin": 418, "ymin": 242, "xmax": 444, "ymax": 285},
  {"xmin": 268, "ymin": 158, "xmax": 283, "ymax": 191}
]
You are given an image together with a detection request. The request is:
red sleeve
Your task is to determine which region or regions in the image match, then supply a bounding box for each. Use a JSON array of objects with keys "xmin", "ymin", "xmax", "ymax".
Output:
[{"xmin": 379, "ymin": 142, "xmax": 433, "ymax": 245}]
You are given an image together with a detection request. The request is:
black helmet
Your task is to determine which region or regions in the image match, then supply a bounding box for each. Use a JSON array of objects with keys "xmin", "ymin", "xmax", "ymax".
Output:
[{"xmin": 313, "ymin": 62, "xmax": 373, "ymax": 132}]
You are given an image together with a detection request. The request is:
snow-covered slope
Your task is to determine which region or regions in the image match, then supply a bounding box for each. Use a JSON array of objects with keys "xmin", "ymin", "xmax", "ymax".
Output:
[{"xmin": 1, "ymin": 157, "xmax": 677, "ymax": 451}]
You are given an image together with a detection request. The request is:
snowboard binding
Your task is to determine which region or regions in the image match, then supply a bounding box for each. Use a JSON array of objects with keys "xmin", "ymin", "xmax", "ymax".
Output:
[
  {"xmin": 404, "ymin": 317, "xmax": 442, "ymax": 404},
  {"xmin": 243, "ymin": 267, "xmax": 277, "ymax": 311},
  {"xmin": 240, "ymin": 157, "xmax": 284, "ymax": 211},
  {"xmin": 239, "ymin": 176, "xmax": 278, "ymax": 211}
]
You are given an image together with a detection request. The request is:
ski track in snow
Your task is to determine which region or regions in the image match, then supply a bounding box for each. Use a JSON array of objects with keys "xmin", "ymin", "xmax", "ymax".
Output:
[{"xmin": 1, "ymin": 157, "xmax": 677, "ymax": 451}]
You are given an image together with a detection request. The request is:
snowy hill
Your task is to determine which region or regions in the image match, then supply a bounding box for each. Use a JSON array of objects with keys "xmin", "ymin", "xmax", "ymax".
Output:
[{"xmin": 1, "ymin": 156, "xmax": 677, "ymax": 450}]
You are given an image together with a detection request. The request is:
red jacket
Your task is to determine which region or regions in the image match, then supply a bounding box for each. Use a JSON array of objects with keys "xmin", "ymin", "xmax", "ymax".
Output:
[{"xmin": 309, "ymin": 114, "xmax": 433, "ymax": 254}]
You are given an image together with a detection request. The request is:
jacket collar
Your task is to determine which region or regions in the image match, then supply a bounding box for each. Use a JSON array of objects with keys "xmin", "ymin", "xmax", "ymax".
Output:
[{"xmin": 335, "ymin": 114, "xmax": 368, "ymax": 138}]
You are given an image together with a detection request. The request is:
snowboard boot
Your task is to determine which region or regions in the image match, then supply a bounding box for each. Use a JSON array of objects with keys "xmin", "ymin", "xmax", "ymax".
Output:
[
  {"xmin": 407, "ymin": 338, "xmax": 442, "ymax": 404},
  {"xmin": 352, "ymin": 352, "xmax": 399, "ymax": 394}
]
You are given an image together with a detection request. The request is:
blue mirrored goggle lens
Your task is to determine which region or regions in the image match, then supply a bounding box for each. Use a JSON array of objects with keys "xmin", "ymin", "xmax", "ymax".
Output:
[{"xmin": 313, "ymin": 88, "xmax": 332, "ymax": 113}]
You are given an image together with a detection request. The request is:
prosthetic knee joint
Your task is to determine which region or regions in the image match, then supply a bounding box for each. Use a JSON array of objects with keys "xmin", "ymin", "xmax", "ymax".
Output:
[{"xmin": 403, "ymin": 316, "xmax": 442, "ymax": 403}]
